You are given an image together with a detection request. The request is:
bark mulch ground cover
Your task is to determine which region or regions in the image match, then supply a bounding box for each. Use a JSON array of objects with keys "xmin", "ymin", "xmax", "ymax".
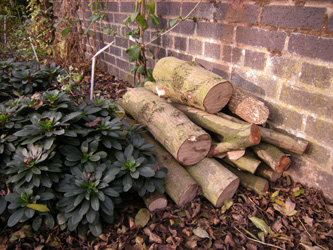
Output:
[{"xmin": 1, "ymin": 70, "xmax": 332, "ymax": 250}]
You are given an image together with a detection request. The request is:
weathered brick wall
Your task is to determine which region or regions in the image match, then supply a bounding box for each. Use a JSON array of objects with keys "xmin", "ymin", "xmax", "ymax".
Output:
[{"xmin": 54, "ymin": 0, "xmax": 333, "ymax": 201}]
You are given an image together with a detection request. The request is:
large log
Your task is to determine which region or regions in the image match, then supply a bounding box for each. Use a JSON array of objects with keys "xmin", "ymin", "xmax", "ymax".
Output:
[
  {"xmin": 143, "ymin": 192, "xmax": 168, "ymax": 212},
  {"xmin": 256, "ymin": 163, "xmax": 282, "ymax": 182},
  {"xmin": 227, "ymin": 86, "xmax": 269, "ymax": 125},
  {"xmin": 252, "ymin": 142, "xmax": 291, "ymax": 173},
  {"xmin": 222, "ymin": 151, "xmax": 261, "ymax": 174},
  {"xmin": 217, "ymin": 112, "xmax": 309, "ymax": 155},
  {"xmin": 142, "ymin": 134, "xmax": 200, "ymax": 207},
  {"xmin": 173, "ymin": 104, "xmax": 260, "ymax": 156},
  {"xmin": 223, "ymin": 163, "xmax": 269, "ymax": 196},
  {"xmin": 149, "ymin": 57, "xmax": 234, "ymax": 113},
  {"xmin": 186, "ymin": 158, "xmax": 239, "ymax": 207},
  {"xmin": 119, "ymin": 88, "xmax": 211, "ymax": 165}
]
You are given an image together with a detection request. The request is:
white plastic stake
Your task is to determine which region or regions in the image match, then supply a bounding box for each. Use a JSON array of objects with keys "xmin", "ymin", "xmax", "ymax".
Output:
[{"xmin": 90, "ymin": 40, "xmax": 115, "ymax": 100}]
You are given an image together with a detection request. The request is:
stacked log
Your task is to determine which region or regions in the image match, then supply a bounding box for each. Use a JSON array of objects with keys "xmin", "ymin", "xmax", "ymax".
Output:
[{"xmin": 119, "ymin": 57, "xmax": 309, "ymax": 206}]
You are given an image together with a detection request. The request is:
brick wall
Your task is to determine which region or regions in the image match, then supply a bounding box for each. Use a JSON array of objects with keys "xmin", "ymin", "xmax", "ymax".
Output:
[{"xmin": 54, "ymin": 0, "xmax": 333, "ymax": 201}]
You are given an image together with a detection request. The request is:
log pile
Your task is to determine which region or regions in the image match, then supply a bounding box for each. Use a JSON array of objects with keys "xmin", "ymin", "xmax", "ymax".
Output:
[{"xmin": 118, "ymin": 57, "xmax": 309, "ymax": 209}]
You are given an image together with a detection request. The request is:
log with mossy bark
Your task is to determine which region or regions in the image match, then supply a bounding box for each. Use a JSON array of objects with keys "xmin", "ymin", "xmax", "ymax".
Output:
[
  {"xmin": 256, "ymin": 163, "xmax": 282, "ymax": 182},
  {"xmin": 119, "ymin": 88, "xmax": 211, "ymax": 166},
  {"xmin": 222, "ymin": 151, "xmax": 261, "ymax": 174},
  {"xmin": 227, "ymin": 86, "xmax": 269, "ymax": 125},
  {"xmin": 173, "ymin": 104, "xmax": 261, "ymax": 156},
  {"xmin": 143, "ymin": 191, "xmax": 168, "ymax": 212},
  {"xmin": 147, "ymin": 57, "xmax": 234, "ymax": 113},
  {"xmin": 186, "ymin": 158, "xmax": 240, "ymax": 207},
  {"xmin": 142, "ymin": 133, "xmax": 200, "ymax": 207},
  {"xmin": 222, "ymin": 163, "xmax": 269, "ymax": 196},
  {"xmin": 217, "ymin": 112, "xmax": 309, "ymax": 155},
  {"xmin": 252, "ymin": 142, "xmax": 291, "ymax": 173}
]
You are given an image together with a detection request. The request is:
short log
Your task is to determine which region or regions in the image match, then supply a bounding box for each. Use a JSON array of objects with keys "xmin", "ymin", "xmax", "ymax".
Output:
[
  {"xmin": 119, "ymin": 88, "xmax": 211, "ymax": 165},
  {"xmin": 222, "ymin": 151, "xmax": 261, "ymax": 174},
  {"xmin": 143, "ymin": 192, "xmax": 168, "ymax": 212},
  {"xmin": 186, "ymin": 158, "xmax": 240, "ymax": 207},
  {"xmin": 150, "ymin": 57, "xmax": 234, "ymax": 113},
  {"xmin": 142, "ymin": 133, "xmax": 200, "ymax": 207},
  {"xmin": 256, "ymin": 163, "xmax": 282, "ymax": 182}
]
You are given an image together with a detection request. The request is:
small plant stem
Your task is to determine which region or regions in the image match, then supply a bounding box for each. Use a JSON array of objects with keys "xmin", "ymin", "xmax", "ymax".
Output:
[
  {"xmin": 145, "ymin": 0, "xmax": 202, "ymax": 47},
  {"xmin": 234, "ymin": 227, "xmax": 284, "ymax": 250},
  {"xmin": 298, "ymin": 218, "xmax": 328, "ymax": 250}
]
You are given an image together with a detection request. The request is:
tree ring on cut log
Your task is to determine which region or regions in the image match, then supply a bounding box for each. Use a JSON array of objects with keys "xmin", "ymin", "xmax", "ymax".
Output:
[
  {"xmin": 203, "ymin": 81, "xmax": 234, "ymax": 114},
  {"xmin": 177, "ymin": 134, "xmax": 211, "ymax": 165},
  {"xmin": 178, "ymin": 184, "xmax": 200, "ymax": 206},
  {"xmin": 249, "ymin": 124, "xmax": 261, "ymax": 144},
  {"xmin": 216, "ymin": 178, "xmax": 240, "ymax": 207},
  {"xmin": 276, "ymin": 156, "xmax": 291, "ymax": 173}
]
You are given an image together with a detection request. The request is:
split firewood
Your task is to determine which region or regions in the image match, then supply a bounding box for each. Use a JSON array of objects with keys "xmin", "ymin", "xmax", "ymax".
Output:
[
  {"xmin": 186, "ymin": 158, "xmax": 239, "ymax": 207},
  {"xmin": 173, "ymin": 104, "xmax": 260, "ymax": 156},
  {"xmin": 227, "ymin": 86, "xmax": 269, "ymax": 124},
  {"xmin": 222, "ymin": 151, "xmax": 261, "ymax": 174},
  {"xmin": 223, "ymin": 163, "xmax": 269, "ymax": 196},
  {"xmin": 142, "ymin": 133, "xmax": 200, "ymax": 207},
  {"xmin": 217, "ymin": 112, "xmax": 309, "ymax": 155},
  {"xmin": 252, "ymin": 142, "xmax": 291, "ymax": 173},
  {"xmin": 256, "ymin": 163, "xmax": 282, "ymax": 182},
  {"xmin": 119, "ymin": 88, "xmax": 211, "ymax": 165},
  {"xmin": 148, "ymin": 57, "xmax": 234, "ymax": 113},
  {"xmin": 143, "ymin": 191, "xmax": 168, "ymax": 212}
]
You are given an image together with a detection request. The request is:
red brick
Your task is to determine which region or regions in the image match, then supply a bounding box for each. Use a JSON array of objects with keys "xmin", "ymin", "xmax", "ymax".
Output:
[
  {"xmin": 195, "ymin": 59, "xmax": 229, "ymax": 80},
  {"xmin": 327, "ymin": 14, "xmax": 333, "ymax": 32},
  {"xmin": 120, "ymin": 2, "xmax": 135, "ymax": 13},
  {"xmin": 236, "ymin": 26, "xmax": 286, "ymax": 51},
  {"xmin": 110, "ymin": 45, "xmax": 121, "ymax": 57},
  {"xmin": 288, "ymin": 33, "xmax": 333, "ymax": 62},
  {"xmin": 116, "ymin": 58, "xmax": 129, "ymax": 70},
  {"xmin": 114, "ymin": 13, "xmax": 128, "ymax": 24},
  {"xmin": 305, "ymin": 116, "xmax": 333, "ymax": 145},
  {"xmin": 172, "ymin": 20, "xmax": 196, "ymax": 35},
  {"xmin": 270, "ymin": 57, "xmax": 299, "ymax": 80},
  {"xmin": 222, "ymin": 46, "xmax": 242, "ymax": 64},
  {"xmin": 168, "ymin": 51, "xmax": 193, "ymax": 62},
  {"xmin": 280, "ymin": 85, "xmax": 333, "ymax": 116},
  {"xmin": 266, "ymin": 103, "xmax": 303, "ymax": 130},
  {"xmin": 262, "ymin": 6, "xmax": 326, "ymax": 30},
  {"xmin": 305, "ymin": 142, "xmax": 331, "ymax": 166},
  {"xmin": 205, "ymin": 43, "xmax": 221, "ymax": 60},
  {"xmin": 182, "ymin": 2, "xmax": 214, "ymax": 20},
  {"xmin": 197, "ymin": 23, "xmax": 233, "ymax": 42},
  {"xmin": 300, "ymin": 63, "xmax": 332, "ymax": 89},
  {"xmin": 216, "ymin": 3, "xmax": 260, "ymax": 24},
  {"xmin": 174, "ymin": 36, "xmax": 187, "ymax": 52},
  {"xmin": 244, "ymin": 50, "xmax": 267, "ymax": 70},
  {"xmin": 188, "ymin": 39, "xmax": 202, "ymax": 55},
  {"xmin": 102, "ymin": 13, "xmax": 113, "ymax": 23},
  {"xmin": 105, "ymin": 53, "xmax": 116, "ymax": 65},
  {"xmin": 157, "ymin": 2, "xmax": 181, "ymax": 17},
  {"xmin": 115, "ymin": 37, "xmax": 129, "ymax": 49},
  {"xmin": 162, "ymin": 35, "xmax": 173, "ymax": 49},
  {"xmin": 230, "ymin": 68, "xmax": 278, "ymax": 98},
  {"xmin": 107, "ymin": 2, "xmax": 118, "ymax": 12}
]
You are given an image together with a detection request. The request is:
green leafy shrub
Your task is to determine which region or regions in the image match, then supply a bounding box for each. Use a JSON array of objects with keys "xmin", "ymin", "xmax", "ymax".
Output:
[{"xmin": 0, "ymin": 84, "xmax": 167, "ymax": 236}]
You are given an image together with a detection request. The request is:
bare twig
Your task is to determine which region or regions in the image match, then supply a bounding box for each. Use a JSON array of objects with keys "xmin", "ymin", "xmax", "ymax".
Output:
[
  {"xmin": 298, "ymin": 218, "xmax": 328, "ymax": 250},
  {"xmin": 145, "ymin": 0, "xmax": 202, "ymax": 47},
  {"xmin": 235, "ymin": 226, "xmax": 284, "ymax": 250}
]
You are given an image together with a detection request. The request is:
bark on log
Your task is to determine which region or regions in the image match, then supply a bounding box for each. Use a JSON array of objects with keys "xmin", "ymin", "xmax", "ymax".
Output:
[
  {"xmin": 142, "ymin": 133, "xmax": 200, "ymax": 207},
  {"xmin": 150, "ymin": 57, "xmax": 234, "ymax": 113},
  {"xmin": 217, "ymin": 112, "xmax": 309, "ymax": 155},
  {"xmin": 256, "ymin": 163, "xmax": 282, "ymax": 182},
  {"xmin": 143, "ymin": 191, "xmax": 168, "ymax": 212},
  {"xmin": 173, "ymin": 104, "xmax": 260, "ymax": 156},
  {"xmin": 227, "ymin": 86, "xmax": 269, "ymax": 125},
  {"xmin": 252, "ymin": 142, "xmax": 291, "ymax": 173},
  {"xmin": 222, "ymin": 151, "xmax": 261, "ymax": 174},
  {"xmin": 119, "ymin": 88, "xmax": 211, "ymax": 165},
  {"xmin": 186, "ymin": 158, "xmax": 240, "ymax": 207},
  {"xmin": 223, "ymin": 163, "xmax": 269, "ymax": 196}
]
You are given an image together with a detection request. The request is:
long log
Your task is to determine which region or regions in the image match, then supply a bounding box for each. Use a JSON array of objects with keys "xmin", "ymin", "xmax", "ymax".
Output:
[
  {"xmin": 186, "ymin": 158, "xmax": 239, "ymax": 207},
  {"xmin": 227, "ymin": 86, "xmax": 269, "ymax": 125},
  {"xmin": 252, "ymin": 142, "xmax": 291, "ymax": 173},
  {"xmin": 256, "ymin": 163, "xmax": 282, "ymax": 182},
  {"xmin": 150, "ymin": 57, "xmax": 234, "ymax": 113},
  {"xmin": 143, "ymin": 192, "xmax": 168, "ymax": 212},
  {"xmin": 119, "ymin": 88, "xmax": 211, "ymax": 165},
  {"xmin": 223, "ymin": 163, "xmax": 269, "ymax": 196},
  {"xmin": 142, "ymin": 133, "xmax": 200, "ymax": 207},
  {"xmin": 222, "ymin": 151, "xmax": 261, "ymax": 174},
  {"xmin": 217, "ymin": 112, "xmax": 309, "ymax": 155},
  {"xmin": 173, "ymin": 104, "xmax": 260, "ymax": 156}
]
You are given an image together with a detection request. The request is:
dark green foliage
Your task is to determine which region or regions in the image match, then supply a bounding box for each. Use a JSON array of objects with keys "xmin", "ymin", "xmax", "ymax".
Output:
[{"xmin": 0, "ymin": 62, "xmax": 167, "ymax": 237}]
